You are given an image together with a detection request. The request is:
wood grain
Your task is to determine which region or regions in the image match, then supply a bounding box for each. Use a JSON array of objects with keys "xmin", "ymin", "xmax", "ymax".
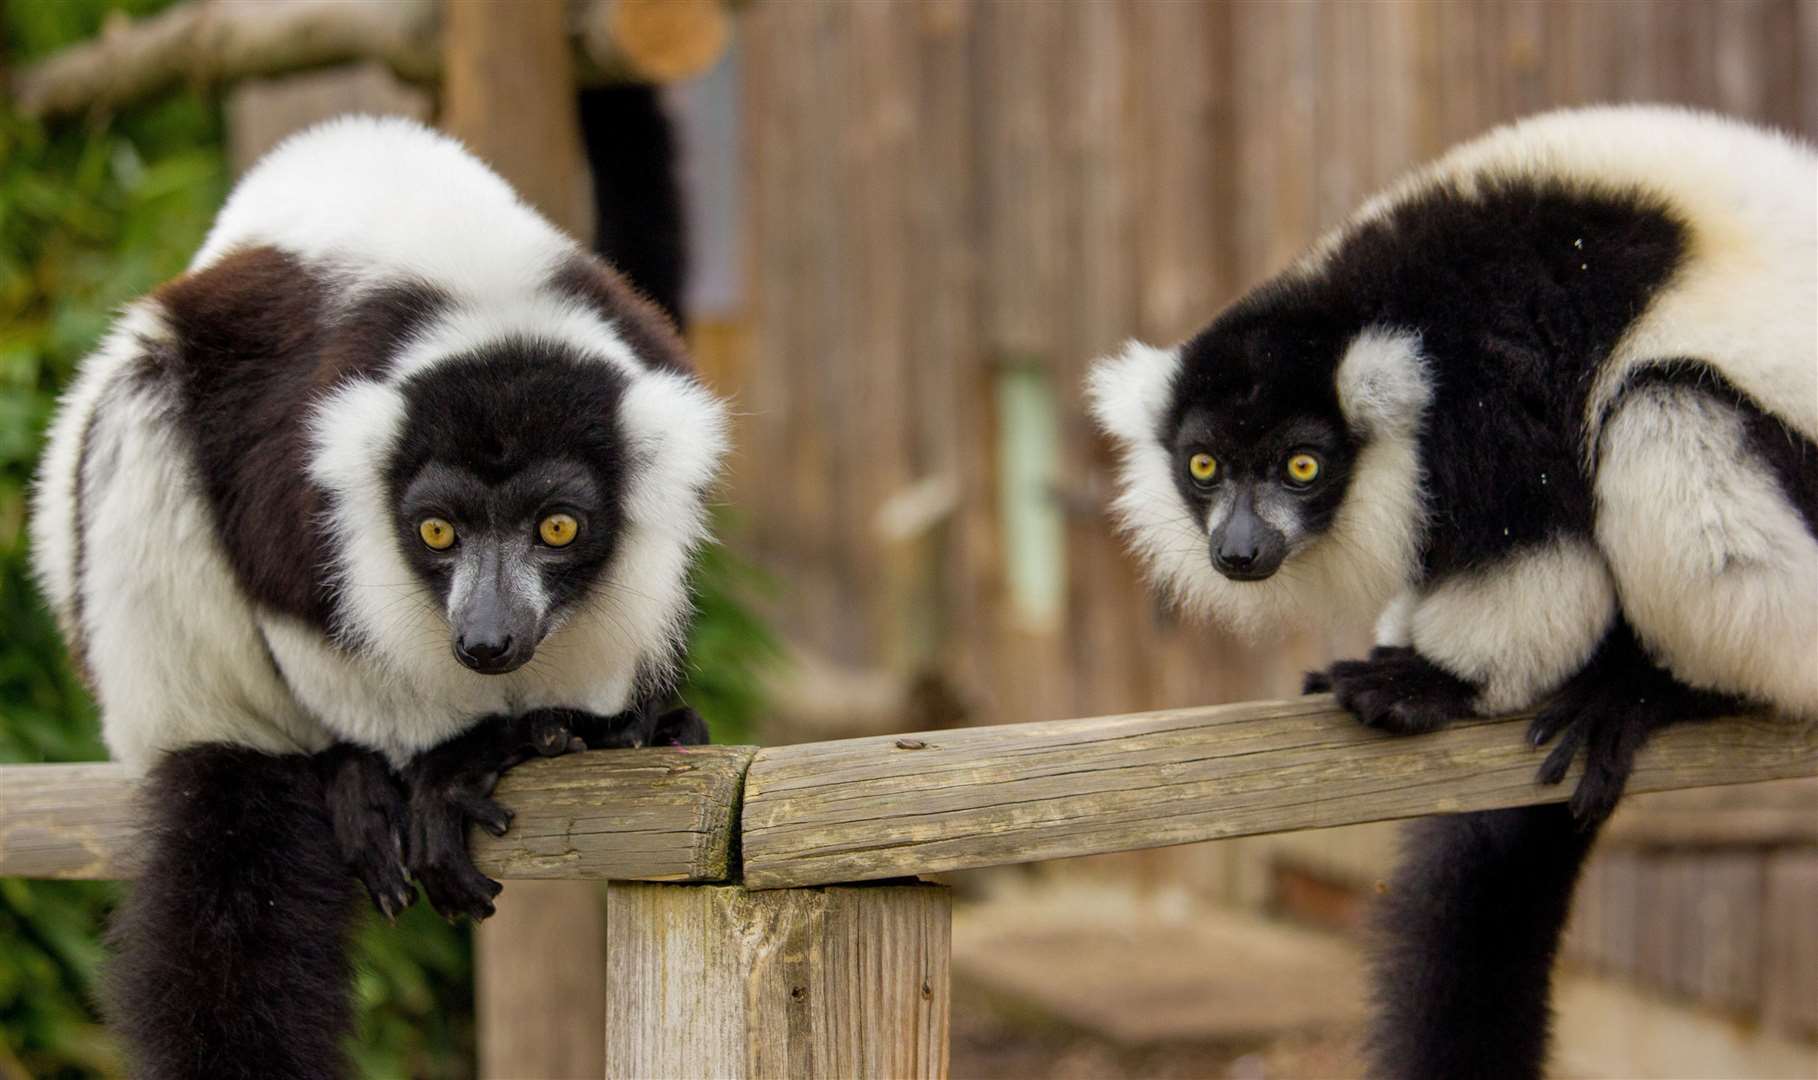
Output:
[
  {"xmin": 1762, "ymin": 852, "xmax": 1818, "ymax": 1038},
  {"xmin": 0, "ymin": 746, "xmax": 753, "ymax": 882},
  {"xmin": 605, "ymin": 881, "xmax": 950, "ymax": 1080},
  {"xmin": 740, "ymin": 698, "xmax": 1818, "ymax": 889},
  {"xmin": 6, "ymin": 708, "xmax": 1814, "ymax": 889},
  {"xmin": 0, "ymin": 763, "xmax": 143, "ymax": 879},
  {"xmin": 1600, "ymin": 777, "xmax": 1818, "ymax": 848}
]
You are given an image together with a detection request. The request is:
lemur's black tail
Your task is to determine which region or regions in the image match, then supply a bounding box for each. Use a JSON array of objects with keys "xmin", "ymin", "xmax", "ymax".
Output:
[
  {"xmin": 104, "ymin": 745, "xmax": 360, "ymax": 1080},
  {"xmin": 579, "ymin": 83, "xmax": 687, "ymax": 324},
  {"xmin": 1366, "ymin": 803, "xmax": 1601, "ymax": 1080}
]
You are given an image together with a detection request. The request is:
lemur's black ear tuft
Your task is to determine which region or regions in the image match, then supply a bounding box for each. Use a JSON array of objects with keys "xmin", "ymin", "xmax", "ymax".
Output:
[
  {"xmin": 1335, "ymin": 327, "xmax": 1431, "ymax": 439},
  {"xmin": 1087, "ymin": 340, "xmax": 1180, "ymax": 446}
]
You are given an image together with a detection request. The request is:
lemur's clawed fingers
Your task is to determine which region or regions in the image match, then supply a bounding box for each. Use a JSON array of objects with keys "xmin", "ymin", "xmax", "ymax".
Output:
[
  {"xmin": 1301, "ymin": 669, "xmax": 1335, "ymax": 695},
  {"xmin": 1527, "ymin": 636, "xmax": 1742, "ymax": 825},
  {"xmin": 651, "ymin": 705, "xmax": 710, "ymax": 746},
  {"xmin": 1526, "ymin": 707, "xmax": 1573, "ymax": 751},
  {"xmin": 524, "ymin": 710, "xmax": 579, "ymax": 757},
  {"xmin": 416, "ymin": 854, "xmax": 503, "ymax": 922},
  {"xmin": 317, "ymin": 744, "xmax": 417, "ymax": 922},
  {"xmin": 456, "ymin": 793, "xmax": 514, "ymax": 837},
  {"xmin": 406, "ymin": 799, "xmax": 504, "ymax": 921},
  {"xmin": 1326, "ymin": 648, "xmax": 1477, "ymax": 736},
  {"xmin": 1532, "ymin": 711, "xmax": 1586, "ymax": 788}
]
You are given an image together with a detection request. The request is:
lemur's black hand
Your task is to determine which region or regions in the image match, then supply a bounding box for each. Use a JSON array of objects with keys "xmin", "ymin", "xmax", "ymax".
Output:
[
  {"xmin": 1323, "ymin": 646, "xmax": 1479, "ymax": 735},
  {"xmin": 316, "ymin": 743, "xmax": 415, "ymax": 922},
  {"xmin": 1528, "ymin": 625, "xmax": 1743, "ymax": 824},
  {"xmin": 399, "ymin": 703, "xmax": 710, "ymax": 921},
  {"xmin": 562, "ymin": 700, "xmax": 712, "ymax": 749},
  {"xmin": 401, "ymin": 711, "xmax": 586, "ymax": 921},
  {"xmin": 650, "ymin": 705, "xmax": 710, "ymax": 746}
]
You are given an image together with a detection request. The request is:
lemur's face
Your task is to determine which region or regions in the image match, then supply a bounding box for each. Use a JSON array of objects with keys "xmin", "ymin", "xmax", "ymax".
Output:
[
  {"xmin": 1167, "ymin": 324, "xmax": 1358, "ymax": 581},
  {"xmin": 387, "ymin": 345, "xmax": 630, "ymax": 675},
  {"xmin": 1089, "ymin": 304, "xmax": 1431, "ymax": 638}
]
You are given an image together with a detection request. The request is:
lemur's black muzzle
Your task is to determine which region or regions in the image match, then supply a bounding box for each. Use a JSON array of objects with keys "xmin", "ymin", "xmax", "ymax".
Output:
[
  {"xmin": 1210, "ymin": 490, "xmax": 1287, "ymax": 581},
  {"xmin": 450, "ymin": 541, "xmax": 543, "ymax": 674}
]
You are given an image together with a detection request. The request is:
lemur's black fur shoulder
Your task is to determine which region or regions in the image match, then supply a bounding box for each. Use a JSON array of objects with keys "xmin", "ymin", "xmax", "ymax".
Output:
[{"xmin": 1283, "ymin": 175, "xmax": 1689, "ymax": 575}]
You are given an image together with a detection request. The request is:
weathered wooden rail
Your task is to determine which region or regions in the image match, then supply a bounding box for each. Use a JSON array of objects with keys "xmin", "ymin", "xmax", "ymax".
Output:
[{"xmin": 3, "ymin": 696, "xmax": 1814, "ymax": 1077}]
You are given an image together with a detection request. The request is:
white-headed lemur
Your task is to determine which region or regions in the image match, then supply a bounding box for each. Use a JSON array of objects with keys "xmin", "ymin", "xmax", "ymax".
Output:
[
  {"xmin": 30, "ymin": 115, "xmax": 727, "ymax": 1078},
  {"xmin": 1089, "ymin": 105, "xmax": 1815, "ymax": 1080}
]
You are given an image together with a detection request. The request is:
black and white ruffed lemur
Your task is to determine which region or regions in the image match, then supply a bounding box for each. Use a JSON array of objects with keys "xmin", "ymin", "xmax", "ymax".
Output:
[
  {"xmin": 1088, "ymin": 105, "xmax": 1816, "ymax": 1080},
  {"xmin": 30, "ymin": 110, "xmax": 725, "ymax": 1079}
]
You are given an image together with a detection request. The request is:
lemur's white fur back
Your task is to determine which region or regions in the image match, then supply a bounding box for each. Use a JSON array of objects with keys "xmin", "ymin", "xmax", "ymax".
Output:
[
  {"xmin": 33, "ymin": 116, "xmax": 729, "ymax": 769},
  {"xmin": 194, "ymin": 116, "xmax": 565, "ymax": 293}
]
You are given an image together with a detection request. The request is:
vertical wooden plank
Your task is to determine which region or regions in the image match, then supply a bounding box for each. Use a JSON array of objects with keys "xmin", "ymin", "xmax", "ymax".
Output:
[
  {"xmin": 1597, "ymin": 850, "xmax": 1643, "ymax": 980},
  {"xmin": 1800, "ymin": 0, "xmax": 1818, "ymax": 136},
  {"xmin": 1692, "ymin": 853, "xmax": 1764, "ymax": 1013},
  {"xmin": 1761, "ymin": 852, "xmax": 1818, "ymax": 1038},
  {"xmin": 847, "ymin": 0, "xmax": 918, "ymax": 672},
  {"xmin": 1499, "ymin": 0, "xmax": 1550, "ymax": 117},
  {"xmin": 1563, "ymin": 855, "xmax": 1606, "ymax": 971},
  {"xmin": 886, "ymin": 0, "xmax": 981, "ymax": 689},
  {"xmin": 605, "ymin": 882, "xmax": 951, "ymax": 1079},
  {"xmin": 476, "ymin": 881, "xmax": 606, "ymax": 1079},
  {"xmin": 739, "ymin": 0, "xmax": 851, "ymax": 668},
  {"xmin": 1060, "ymin": 0, "xmax": 1145, "ymax": 724},
  {"xmin": 1713, "ymin": 0, "xmax": 1796, "ymax": 124},
  {"xmin": 1655, "ymin": 0, "xmax": 1722, "ymax": 112},
  {"xmin": 1316, "ymin": 0, "xmax": 1375, "ymax": 230},
  {"xmin": 1663, "ymin": 854, "xmax": 1703, "ymax": 1000},
  {"xmin": 974, "ymin": 0, "xmax": 1077, "ymax": 728},
  {"xmin": 1368, "ymin": 0, "xmax": 1422, "ymax": 185},
  {"xmin": 441, "ymin": 0, "xmax": 593, "ymax": 240}
]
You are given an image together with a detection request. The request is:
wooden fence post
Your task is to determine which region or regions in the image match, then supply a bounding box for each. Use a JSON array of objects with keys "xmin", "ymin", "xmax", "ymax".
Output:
[
  {"xmin": 477, "ymin": 880, "xmax": 607, "ymax": 1079},
  {"xmin": 604, "ymin": 881, "xmax": 952, "ymax": 1079}
]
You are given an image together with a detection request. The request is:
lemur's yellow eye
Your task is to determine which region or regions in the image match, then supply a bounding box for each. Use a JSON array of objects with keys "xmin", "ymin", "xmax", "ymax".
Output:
[
  {"xmin": 1286, "ymin": 453, "xmax": 1321, "ymax": 484},
  {"xmin": 419, "ymin": 518, "xmax": 456, "ymax": 550},
  {"xmin": 1188, "ymin": 453, "xmax": 1218, "ymax": 483},
  {"xmin": 539, "ymin": 513, "xmax": 579, "ymax": 547}
]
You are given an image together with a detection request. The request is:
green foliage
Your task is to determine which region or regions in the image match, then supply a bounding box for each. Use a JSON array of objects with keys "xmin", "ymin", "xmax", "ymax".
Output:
[
  {"xmin": 1, "ymin": 8, "xmax": 778, "ymax": 1078},
  {"xmin": 682, "ymin": 522, "xmax": 781, "ymax": 746},
  {"xmin": 1, "ymin": 5, "xmax": 230, "ymax": 1070}
]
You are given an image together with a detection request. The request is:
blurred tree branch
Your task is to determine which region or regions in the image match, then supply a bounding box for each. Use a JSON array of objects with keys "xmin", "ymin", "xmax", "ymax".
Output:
[{"xmin": 9, "ymin": 0, "xmax": 733, "ymax": 119}]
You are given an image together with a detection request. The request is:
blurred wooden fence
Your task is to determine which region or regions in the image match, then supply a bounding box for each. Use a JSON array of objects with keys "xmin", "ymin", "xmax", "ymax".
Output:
[{"xmin": 723, "ymin": 0, "xmax": 1818, "ymax": 731}]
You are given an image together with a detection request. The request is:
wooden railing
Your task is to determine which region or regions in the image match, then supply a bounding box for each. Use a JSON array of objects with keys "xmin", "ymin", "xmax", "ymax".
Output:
[{"xmin": 4, "ymin": 697, "xmax": 1815, "ymax": 1077}]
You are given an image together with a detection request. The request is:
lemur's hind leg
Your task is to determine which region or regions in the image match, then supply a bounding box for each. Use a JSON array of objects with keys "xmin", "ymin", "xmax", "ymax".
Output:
[
  {"xmin": 316, "ymin": 744, "xmax": 413, "ymax": 921},
  {"xmin": 1527, "ymin": 620, "xmax": 1746, "ymax": 822},
  {"xmin": 1594, "ymin": 367, "xmax": 1818, "ymax": 721}
]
